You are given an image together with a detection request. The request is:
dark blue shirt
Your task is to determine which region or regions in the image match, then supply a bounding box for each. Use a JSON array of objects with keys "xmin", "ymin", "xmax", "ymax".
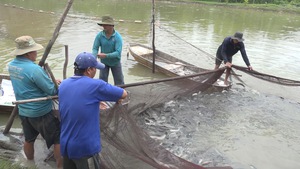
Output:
[{"xmin": 217, "ymin": 36, "xmax": 250, "ymax": 66}]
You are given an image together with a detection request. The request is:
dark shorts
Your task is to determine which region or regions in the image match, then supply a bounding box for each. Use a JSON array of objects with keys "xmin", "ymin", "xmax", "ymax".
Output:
[
  {"xmin": 19, "ymin": 110, "xmax": 60, "ymax": 149},
  {"xmin": 215, "ymin": 54, "xmax": 232, "ymax": 65},
  {"xmin": 63, "ymin": 154, "xmax": 101, "ymax": 169}
]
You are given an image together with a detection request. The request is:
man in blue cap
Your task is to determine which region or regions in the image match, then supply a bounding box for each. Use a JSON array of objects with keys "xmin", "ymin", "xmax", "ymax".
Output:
[
  {"xmin": 215, "ymin": 32, "xmax": 253, "ymax": 85},
  {"xmin": 58, "ymin": 52, "xmax": 127, "ymax": 169}
]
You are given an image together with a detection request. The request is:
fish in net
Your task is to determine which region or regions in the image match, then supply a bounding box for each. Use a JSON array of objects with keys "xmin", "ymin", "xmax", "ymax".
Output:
[{"xmin": 98, "ymin": 68, "xmax": 232, "ymax": 169}]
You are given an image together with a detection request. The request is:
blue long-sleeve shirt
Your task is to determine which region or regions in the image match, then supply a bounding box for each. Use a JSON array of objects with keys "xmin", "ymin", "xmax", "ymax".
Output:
[
  {"xmin": 8, "ymin": 56, "xmax": 57, "ymax": 117},
  {"xmin": 217, "ymin": 36, "xmax": 251, "ymax": 66},
  {"xmin": 59, "ymin": 76, "xmax": 124, "ymax": 159},
  {"xmin": 92, "ymin": 30, "xmax": 123, "ymax": 67}
]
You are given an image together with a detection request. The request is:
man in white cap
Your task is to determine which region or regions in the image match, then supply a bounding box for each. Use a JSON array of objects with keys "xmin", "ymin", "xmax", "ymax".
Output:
[
  {"xmin": 8, "ymin": 35, "xmax": 62, "ymax": 168},
  {"xmin": 58, "ymin": 52, "xmax": 127, "ymax": 169},
  {"xmin": 214, "ymin": 32, "xmax": 253, "ymax": 85},
  {"xmin": 92, "ymin": 15, "xmax": 125, "ymax": 85}
]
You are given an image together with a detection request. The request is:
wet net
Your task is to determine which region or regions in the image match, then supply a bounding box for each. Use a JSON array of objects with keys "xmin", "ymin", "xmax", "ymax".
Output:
[
  {"xmin": 231, "ymin": 65, "xmax": 300, "ymax": 86},
  {"xmin": 98, "ymin": 67, "xmax": 232, "ymax": 169}
]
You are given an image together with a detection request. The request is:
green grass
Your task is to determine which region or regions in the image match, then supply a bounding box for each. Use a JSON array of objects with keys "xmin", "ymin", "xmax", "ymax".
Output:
[
  {"xmin": 0, "ymin": 159, "xmax": 37, "ymax": 169},
  {"xmin": 162, "ymin": 0, "xmax": 300, "ymax": 14}
]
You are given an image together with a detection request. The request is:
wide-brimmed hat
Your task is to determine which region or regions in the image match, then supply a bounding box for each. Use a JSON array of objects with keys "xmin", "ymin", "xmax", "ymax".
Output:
[
  {"xmin": 75, "ymin": 52, "xmax": 105, "ymax": 70},
  {"xmin": 11, "ymin": 36, "xmax": 44, "ymax": 56},
  {"xmin": 97, "ymin": 16, "xmax": 115, "ymax": 26},
  {"xmin": 231, "ymin": 32, "xmax": 244, "ymax": 42}
]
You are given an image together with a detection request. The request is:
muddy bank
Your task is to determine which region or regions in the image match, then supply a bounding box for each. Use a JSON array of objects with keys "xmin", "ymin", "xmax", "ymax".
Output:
[
  {"xmin": 0, "ymin": 130, "xmax": 22, "ymax": 162},
  {"xmin": 0, "ymin": 128, "xmax": 56, "ymax": 169}
]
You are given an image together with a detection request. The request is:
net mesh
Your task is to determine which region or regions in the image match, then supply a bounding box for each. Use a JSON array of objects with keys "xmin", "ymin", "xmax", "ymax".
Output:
[
  {"xmin": 98, "ymin": 68, "xmax": 232, "ymax": 169},
  {"xmin": 232, "ymin": 65, "xmax": 300, "ymax": 86}
]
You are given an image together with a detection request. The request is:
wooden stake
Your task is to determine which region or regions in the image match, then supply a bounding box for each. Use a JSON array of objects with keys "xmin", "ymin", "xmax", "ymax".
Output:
[
  {"xmin": 44, "ymin": 63, "xmax": 58, "ymax": 90},
  {"xmin": 3, "ymin": 106, "xmax": 18, "ymax": 134},
  {"xmin": 38, "ymin": 0, "xmax": 74, "ymax": 67},
  {"xmin": 63, "ymin": 45, "xmax": 69, "ymax": 79}
]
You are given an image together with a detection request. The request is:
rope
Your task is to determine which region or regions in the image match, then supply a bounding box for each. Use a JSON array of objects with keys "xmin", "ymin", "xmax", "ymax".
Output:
[
  {"xmin": 154, "ymin": 23, "xmax": 223, "ymax": 62},
  {"xmin": 232, "ymin": 65, "xmax": 300, "ymax": 86}
]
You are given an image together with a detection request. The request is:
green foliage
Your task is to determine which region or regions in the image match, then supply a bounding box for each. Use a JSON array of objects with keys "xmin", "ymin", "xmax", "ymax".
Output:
[
  {"xmin": 193, "ymin": 0, "xmax": 300, "ymax": 7},
  {"xmin": 0, "ymin": 159, "xmax": 37, "ymax": 169},
  {"xmin": 273, "ymin": 0, "xmax": 288, "ymax": 5},
  {"xmin": 165, "ymin": 0, "xmax": 300, "ymax": 10},
  {"xmin": 290, "ymin": 0, "xmax": 300, "ymax": 6}
]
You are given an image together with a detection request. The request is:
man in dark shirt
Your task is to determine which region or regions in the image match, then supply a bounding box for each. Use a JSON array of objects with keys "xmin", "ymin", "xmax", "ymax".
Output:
[{"xmin": 215, "ymin": 32, "xmax": 253, "ymax": 85}]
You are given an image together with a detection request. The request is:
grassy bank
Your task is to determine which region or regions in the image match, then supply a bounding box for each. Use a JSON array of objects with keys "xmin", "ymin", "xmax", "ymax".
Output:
[
  {"xmin": 159, "ymin": 0, "xmax": 300, "ymax": 14},
  {"xmin": 0, "ymin": 159, "xmax": 36, "ymax": 169}
]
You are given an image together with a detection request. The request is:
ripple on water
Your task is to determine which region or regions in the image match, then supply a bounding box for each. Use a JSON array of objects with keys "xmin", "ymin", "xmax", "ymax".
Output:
[{"xmin": 137, "ymin": 86, "xmax": 300, "ymax": 168}]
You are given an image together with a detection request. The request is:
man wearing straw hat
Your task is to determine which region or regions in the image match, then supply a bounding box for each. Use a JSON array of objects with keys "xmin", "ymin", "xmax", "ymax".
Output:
[
  {"xmin": 92, "ymin": 15, "xmax": 124, "ymax": 85},
  {"xmin": 8, "ymin": 36, "xmax": 62, "ymax": 168},
  {"xmin": 214, "ymin": 32, "xmax": 253, "ymax": 85}
]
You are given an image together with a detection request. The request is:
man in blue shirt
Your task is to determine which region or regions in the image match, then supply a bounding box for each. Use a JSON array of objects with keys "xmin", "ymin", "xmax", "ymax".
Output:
[
  {"xmin": 215, "ymin": 32, "xmax": 253, "ymax": 85},
  {"xmin": 8, "ymin": 36, "xmax": 62, "ymax": 168},
  {"xmin": 58, "ymin": 52, "xmax": 127, "ymax": 169},
  {"xmin": 92, "ymin": 16, "xmax": 124, "ymax": 85}
]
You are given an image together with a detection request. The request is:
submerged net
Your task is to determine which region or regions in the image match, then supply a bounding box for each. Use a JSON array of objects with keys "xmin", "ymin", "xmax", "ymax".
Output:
[{"xmin": 98, "ymin": 68, "xmax": 232, "ymax": 169}]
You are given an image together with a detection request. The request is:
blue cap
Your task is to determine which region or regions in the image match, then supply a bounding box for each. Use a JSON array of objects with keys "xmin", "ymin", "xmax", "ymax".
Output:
[{"xmin": 75, "ymin": 52, "xmax": 105, "ymax": 70}]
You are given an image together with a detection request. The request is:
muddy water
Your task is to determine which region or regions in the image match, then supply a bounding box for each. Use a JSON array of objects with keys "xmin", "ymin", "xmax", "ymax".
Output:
[
  {"xmin": 138, "ymin": 86, "xmax": 300, "ymax": 168},
  {"xmin": 0, "ymin": 0, "xmax": 300, "ymax": 168}
]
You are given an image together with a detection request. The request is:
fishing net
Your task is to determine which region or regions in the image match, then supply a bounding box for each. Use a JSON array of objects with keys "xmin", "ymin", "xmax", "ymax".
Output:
[
  {"xmin": 97, "ymin": 68, "xmax": 232, "ymax": 169},
  {"xmin": 231, "ymin": 65, "xmax": 300, "ymax": 86}
]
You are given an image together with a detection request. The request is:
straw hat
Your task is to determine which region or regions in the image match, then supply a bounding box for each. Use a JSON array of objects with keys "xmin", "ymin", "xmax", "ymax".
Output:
[
  {"xmin": 231, "ymin": 32, "xmax": 244, "ymax": 42},
  {"xmin": 11, "ymin": 36, "xmax": 44, "ymax": 56},
  {"xmin": 97, "ymin": 16, "xmax": 115, "ymax": 26}
]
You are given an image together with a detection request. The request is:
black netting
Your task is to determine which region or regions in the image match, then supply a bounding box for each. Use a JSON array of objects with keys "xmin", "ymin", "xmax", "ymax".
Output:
[
  {"xmin": 232, "ymin": 65, "xmax": 300, "ymax": 86},
  {"xmin": 98, "ymin": 68, "xmax": 232, "ymax": 169}
]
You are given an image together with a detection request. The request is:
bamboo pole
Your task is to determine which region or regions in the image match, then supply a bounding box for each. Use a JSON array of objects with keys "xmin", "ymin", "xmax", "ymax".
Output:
[
  {"xmin": 44, "ymin": 63, "xmax": 58, "ymax": 90},
  {"xmin": 118, "ymin": 67, "xmax": 226, "ymax": 88},
  {"xmin": 8, "ymin": 68, "xmax": 226, "ymax": 106},
  {"xmin": 12, "ymin": 96, "xmax": 58, "ymax": 105},
  {"xmin": 38, "ymin": 0, "xmax": 74, "ymax": 67}
]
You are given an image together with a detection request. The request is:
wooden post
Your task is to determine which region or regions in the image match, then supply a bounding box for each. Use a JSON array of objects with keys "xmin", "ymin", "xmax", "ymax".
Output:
[
  {"xmin": 63, "ymin": 45, "xmax": 69, "ymax": 79},
  {"xmin": 44, "ymin": 63, "xmax": 58, "ymax": 90},
  {"xmin": 3, "ymin": 106, "xmax": 18, "ymax": 134},
  {"xmin": 39, "ymin": 0, "xmax": 74, "ymax": 67},
  {"xmin": 152, "ymin": 0, "xmax": 156, "ymax": 73}
]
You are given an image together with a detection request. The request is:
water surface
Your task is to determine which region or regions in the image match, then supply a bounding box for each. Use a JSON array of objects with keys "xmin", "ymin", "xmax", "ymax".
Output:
[{"xmin": 0, "ymin": 1, "xmax": 300, "ymax": 168}]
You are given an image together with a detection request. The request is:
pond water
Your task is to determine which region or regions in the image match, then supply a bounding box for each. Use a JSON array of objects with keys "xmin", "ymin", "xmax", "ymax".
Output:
[
  {"xmin": 0, "ymin": 0, "xmax": 300, "ymax": 169},
  {"xmin": 138, "ymin": 86, "xmax": 300, "ymax": 169}
]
